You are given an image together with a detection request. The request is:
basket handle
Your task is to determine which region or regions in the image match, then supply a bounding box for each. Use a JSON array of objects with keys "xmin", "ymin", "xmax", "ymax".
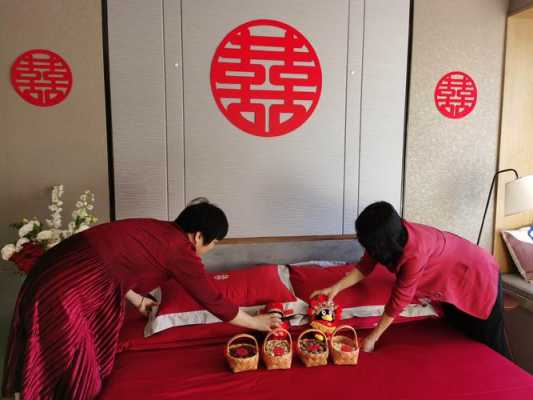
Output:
[
  {"xmin": 296, "ymin": 328, "xmax": 327, "ymax": 352},
  {"xmin": 332, "ymin": 325, "xmax": 358, "ymax": 348},
  {"xmin": 262, "ymin": 328, "xmax": 292, "ymax": 353},
  {"xmin": 226, "ymin": 333, "xmax": 259, "ymax": 354}
]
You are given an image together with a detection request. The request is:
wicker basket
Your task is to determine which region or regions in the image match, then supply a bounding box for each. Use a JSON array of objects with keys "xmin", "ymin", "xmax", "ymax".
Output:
[
  {"xmin": 262, "ymin": 328, "xmax": 292, "ymax": 370},
  {"xmin": 330, "ymin": 325, "xmax": 359, "ymax": 365},
  {"xmin": 225, "ymin": 334, "xmax": 259, "ymax": 373},
  {"xmin": 297, "ymin": 328, "xmax": 329, "ymax": 367}
]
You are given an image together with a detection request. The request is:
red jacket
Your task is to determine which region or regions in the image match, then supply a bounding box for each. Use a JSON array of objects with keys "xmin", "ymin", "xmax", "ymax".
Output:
[
  {"xmin": 82, "ymin": 218, "xmax": 239, "ymax": 322},
  {"xmin": 357, "ymin": 220, "xmax": 499, "ymax": 320}
]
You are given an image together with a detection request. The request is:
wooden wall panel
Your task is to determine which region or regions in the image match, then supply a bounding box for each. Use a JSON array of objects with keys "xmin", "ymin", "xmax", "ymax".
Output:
[
  {"xmin": 494, "ymin": 7, "xmax": 533, "ymax": 272},
  {"xmin": 359, "ymin": 0, "xmax": 409, "ymax": 214},
  {"xmin": 107, "ymin": 0, "xmax": 168, "ymax": 220},
  {"xmin": 181, "ymin": 0, "xmax": 351, "ymax": 237}
]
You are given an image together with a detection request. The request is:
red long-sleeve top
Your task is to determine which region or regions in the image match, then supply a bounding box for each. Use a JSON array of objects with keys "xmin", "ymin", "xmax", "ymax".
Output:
[
  {"xmin": 81, "ymin": 218, "xmax": 239, "ymax": 322},
  {"xmin": 356, "ymin": 220, "xmax": 499, "ymax": 320}
]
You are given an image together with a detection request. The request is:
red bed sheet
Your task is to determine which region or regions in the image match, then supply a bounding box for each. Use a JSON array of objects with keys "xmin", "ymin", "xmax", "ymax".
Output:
[{"xmin": 101, "ymin": 319, "xmax": 533, "ymax": 400}]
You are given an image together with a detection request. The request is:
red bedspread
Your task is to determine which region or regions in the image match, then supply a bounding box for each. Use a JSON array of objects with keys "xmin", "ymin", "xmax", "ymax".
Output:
[{"xmin": 100, "ymin": 319, "xmax": 533, "ymax": 400}]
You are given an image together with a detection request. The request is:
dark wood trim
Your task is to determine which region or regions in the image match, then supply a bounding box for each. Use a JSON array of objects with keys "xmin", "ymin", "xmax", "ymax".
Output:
[
  {"xmin": 400, "ymin": 0, "xmax": 414, "ymax": 217},
  {"xmin": 101, "ymin": 0, "xmax": 116, "ymax": 221},
  {"xmin": 220, "ymin": 234, "xmax": 357, "ymax": 245}
]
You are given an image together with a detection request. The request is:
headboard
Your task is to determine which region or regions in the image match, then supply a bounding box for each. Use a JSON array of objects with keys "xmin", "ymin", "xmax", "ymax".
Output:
[{"xmin": 203, "ymin": 238, "xmax": 363, "ymax": 271}]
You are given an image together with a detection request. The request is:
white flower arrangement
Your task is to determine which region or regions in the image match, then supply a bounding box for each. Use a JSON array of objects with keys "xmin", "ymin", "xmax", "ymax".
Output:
[{"xmin": 1, "ymin": 185, "xmax": 98, "ymax": 267}]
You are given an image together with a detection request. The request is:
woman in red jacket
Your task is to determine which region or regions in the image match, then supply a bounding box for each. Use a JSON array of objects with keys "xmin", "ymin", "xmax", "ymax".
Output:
[
  {"xmin": 312, "ymin": 201, "xmax": 510, "ymax": 358},
  {"xmin": 2, "ymin": 199, "xmax": 280, "ymax": 400}
]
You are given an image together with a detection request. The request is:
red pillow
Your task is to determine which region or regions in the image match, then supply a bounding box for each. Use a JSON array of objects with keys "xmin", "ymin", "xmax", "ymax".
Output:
[
  {"xmin": 145, "ymin": 264, "xmax": 298, "ymax": 336},
  {"xmin": 119, "ymin": 303, "xmax": 251, "ymax": 352},
  {"xmin": 289, "ymin": 264, "xmax": 363, "ymax": 303},
  {"xmin": 210, "ymin": 264, "xmax": 296, "ymax": 306},
  {"xmin": 289, "ymin": 263, "xmax": 439, "ymax": 325}
]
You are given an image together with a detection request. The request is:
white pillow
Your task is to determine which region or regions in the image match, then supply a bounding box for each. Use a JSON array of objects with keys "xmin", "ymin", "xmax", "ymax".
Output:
[{"xmin": 501, "ymin": 226, "xmax": 533, "ymax": 284}]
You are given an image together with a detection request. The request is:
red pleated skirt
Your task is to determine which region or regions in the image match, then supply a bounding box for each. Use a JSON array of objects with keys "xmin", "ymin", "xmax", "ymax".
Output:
[{"xmin": 2, "ymin": 236, "xmax": 125, "ymax": 400}]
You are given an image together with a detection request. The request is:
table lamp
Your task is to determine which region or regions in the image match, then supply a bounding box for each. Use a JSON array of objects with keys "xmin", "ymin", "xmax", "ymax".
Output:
[{"xmin": 477, "ymin": 169, "xmax": 533, "ymax": 245}]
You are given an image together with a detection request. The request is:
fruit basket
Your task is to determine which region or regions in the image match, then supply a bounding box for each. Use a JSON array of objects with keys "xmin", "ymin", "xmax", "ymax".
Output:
[{"xmin": 225, "ymin": 334, "xmax": 259, "ymax": 373}]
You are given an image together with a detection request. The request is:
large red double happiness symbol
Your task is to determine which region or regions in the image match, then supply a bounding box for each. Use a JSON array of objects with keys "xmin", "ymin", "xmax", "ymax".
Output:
[
  {"xmin": 434, "ymin": 71, "xmax": 477, "ymax": 119},
  {"xmin": 211, "ymin": 19, "xmax": 322, "ymax": 138},
  {"xmin": 11, "ymin": 49, "xmax": 73, "ymax": 107}
]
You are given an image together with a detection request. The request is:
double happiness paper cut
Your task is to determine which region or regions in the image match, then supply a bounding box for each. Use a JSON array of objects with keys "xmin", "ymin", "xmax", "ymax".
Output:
[
  {"xmin": 11, "ymin": 49, "xmax": 73, "ymax": 107},
  {"xmin": 434, "ymin": 71, "xmax": 477, "ymax": 119},
  {"xmin": 211, "ymin": 20, "xmax": 322, "ymax": 137}
]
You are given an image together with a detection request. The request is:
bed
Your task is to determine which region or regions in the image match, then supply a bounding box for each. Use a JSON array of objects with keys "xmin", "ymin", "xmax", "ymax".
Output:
[{"xmin": 100, "ymin": 316, "xmax": 533, "ymax": 400}]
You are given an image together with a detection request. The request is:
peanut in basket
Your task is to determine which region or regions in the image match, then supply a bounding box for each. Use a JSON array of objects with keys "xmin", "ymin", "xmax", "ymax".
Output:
[
  {"xmin": 330, "ymin": 325, "xmax": 359, "ymax": 366},
  {"xmin": 262, "ymin": 328, "xmax": 292, "ymax": 370},
  {"xmin": 297, "ymin": 329, "xmax": 329, "ymax": 367}
]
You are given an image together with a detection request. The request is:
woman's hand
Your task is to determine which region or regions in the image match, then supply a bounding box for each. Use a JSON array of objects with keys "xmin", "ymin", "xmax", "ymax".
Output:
[
  {"xmin": 361, "ymin": 333, "xmax": 378, "ymax": 353},
  {"xmin": 230, "ymin": 310, "xmax": 281, "ymax": 332},
  {"xmin": 125, "ymin": 290, "xmax": 159, "ymax": 317},
  {"xmin": 362, "ymin": 313, "xmax": 394, "ymax": 352},
  {"xmin": 252, "ymin": 313, "xmax": 282, "ymax": 332},
  {"xmin": 136, "ymin": 296, "xmax": 159, "ymax": 317},
  {"xmin": 362, "ymin": 334, "xmax": 378, "ymax": 352},
  {"xmin": 309, "ymin": 285, "xmax": 339, "ymax": 302}
]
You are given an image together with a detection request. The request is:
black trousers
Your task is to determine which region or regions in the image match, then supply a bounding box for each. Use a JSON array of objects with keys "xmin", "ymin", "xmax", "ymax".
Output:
[{"xmin": 442, "ymin": 275, "xmax": 512, "ymax": 360}]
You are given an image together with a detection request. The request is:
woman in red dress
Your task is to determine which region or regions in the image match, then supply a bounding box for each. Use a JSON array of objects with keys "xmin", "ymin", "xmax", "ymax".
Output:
[
  {"xmin": 312, "ymin": 201, "xmax": 510, "ymax": 358},
  {"xmin": 2, "ymin": 199, "xmax": 280, "ymax": 400}
]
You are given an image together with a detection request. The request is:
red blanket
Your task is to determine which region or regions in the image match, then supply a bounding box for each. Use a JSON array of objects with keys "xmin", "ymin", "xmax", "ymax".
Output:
[{"xmin": 101, "ymin": 319, "xmax": 533, "ymax": 400}]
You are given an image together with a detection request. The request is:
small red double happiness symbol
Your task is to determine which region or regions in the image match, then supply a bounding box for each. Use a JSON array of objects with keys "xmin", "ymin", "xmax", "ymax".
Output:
[
  {"xmin": 434, "ymin": 71, "xmax": 477, "ymax": 119},
  {"xmin": 11, "ymin": 49, "xmax": 73, "ymax": 107},
  {"xmin": 211, "ymin": 19, "xmax": 322, "ymax": 138}
]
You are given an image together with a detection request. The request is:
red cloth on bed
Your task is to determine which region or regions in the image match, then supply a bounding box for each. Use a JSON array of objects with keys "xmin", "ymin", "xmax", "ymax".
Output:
[
  {"xmin": 100, "ymin": 319, "xmax": 533, "ymax": 400},
  {"xmin": 2, "ymin": 219, "xmax": 237, "ymax": 400},
  {"xmin": 357, "ymin": 220, "xmax": 500, "ymax": 319}
]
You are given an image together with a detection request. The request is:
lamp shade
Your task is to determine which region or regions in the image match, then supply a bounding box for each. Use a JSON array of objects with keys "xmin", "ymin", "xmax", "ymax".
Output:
[{"xmin": 505, "ymin": 175, "xmax": 533, "ymax": 216}]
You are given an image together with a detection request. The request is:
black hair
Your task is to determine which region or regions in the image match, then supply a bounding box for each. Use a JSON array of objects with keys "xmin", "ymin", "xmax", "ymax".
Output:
[
  {"xmin": 355, "ymin": 201, "xmax": 407, "ymax": 268},
  {"xmin": 174, "ymin": 198, "xmax": 228, "ymax": 245}
]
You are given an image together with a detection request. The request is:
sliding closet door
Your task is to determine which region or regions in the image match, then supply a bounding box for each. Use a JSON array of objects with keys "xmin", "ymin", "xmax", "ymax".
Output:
[{"xmin": 107, "ymin": 1, "xmax": 168, "ymax": 220}]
